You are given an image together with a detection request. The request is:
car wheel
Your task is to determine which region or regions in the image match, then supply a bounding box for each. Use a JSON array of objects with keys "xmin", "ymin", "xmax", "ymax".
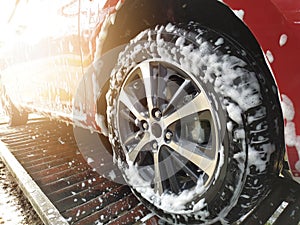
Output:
[
  {"xmin": 106, "ymin": 23, "xmax": 284, "ymax": 224},
  {"xmin": 0, "ymin": 86, "xmax": 28, "ymax": 126}
]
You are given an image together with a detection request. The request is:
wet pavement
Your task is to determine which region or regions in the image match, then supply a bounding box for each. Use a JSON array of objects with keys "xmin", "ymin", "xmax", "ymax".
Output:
[{"xmin": 0, "ymin": 160, "xmax": 42, "ymax": 225}]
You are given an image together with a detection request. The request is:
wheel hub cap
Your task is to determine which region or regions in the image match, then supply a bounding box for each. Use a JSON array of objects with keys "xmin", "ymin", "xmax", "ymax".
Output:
[{"xmin": 151, "ymin": 123, "xmax": 162, "ymax": 138}]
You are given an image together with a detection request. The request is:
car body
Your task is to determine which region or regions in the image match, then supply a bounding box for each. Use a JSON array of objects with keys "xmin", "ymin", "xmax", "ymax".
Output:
[
  {"xmin": 223, "ymin": 0, "xmax": 300, "ymax": 184},
  {"xmin": 0, "ymin": 0, "xmax": 299, "ymax": 223}
]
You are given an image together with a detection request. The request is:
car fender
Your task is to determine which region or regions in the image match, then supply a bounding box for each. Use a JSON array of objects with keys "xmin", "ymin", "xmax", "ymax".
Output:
[{"xmin": 222, "ymin": 0, "xmax": 300, "ymax": 183}]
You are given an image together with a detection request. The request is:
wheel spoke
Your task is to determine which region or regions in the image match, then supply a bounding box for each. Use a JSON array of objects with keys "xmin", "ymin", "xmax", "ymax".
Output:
[
  {"xmin": 163, "ymin": 79, "xmax": 191, "ymax": 114},
  {"xmin": 120, "ymin": 109, "xmax": 136, "ymax": 124},
  {"xmin": 198, "ymin": 144, "xmax": 214, "ymax": 159},
  {"xmin": 153, "ymin": 151, "xmax": 163, "ymax": 195},
  {"xmin": 123, "ymin": 133, "xmax": 137, "ymax": 146},
  {"xmin": 138, "ymin": 62, "xmax": 156, "ymax": 111},
  {"xmin": 169, "ymin": 151, "xmax": 199, "ymax": 183},
  {"xmin": 161, "ymin": 149, "xmax": 180, "ymax": 193},
  {"xmin": 127, "ymin": 133, "xmax": 150, "ymax": 163},
  {"xmin": 167, "ymin": 140, "xmax": 215, "ymax": 178},
  {"xmin": 119, "ymin": 89, "xmax": 146, "ymax": 121},
  {"xmin": 164, "ymin": 92, "xmax": 211, "ymax": 127}
]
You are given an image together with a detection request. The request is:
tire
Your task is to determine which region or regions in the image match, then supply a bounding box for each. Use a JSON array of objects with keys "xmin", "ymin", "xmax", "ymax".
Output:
[
  {"xmin": 106, "ymin": 23, "xmax": 284, "ymax": 224},
  {"xmin": 0, "ymin": 85, "xmax": 28, "ymax": 126}
]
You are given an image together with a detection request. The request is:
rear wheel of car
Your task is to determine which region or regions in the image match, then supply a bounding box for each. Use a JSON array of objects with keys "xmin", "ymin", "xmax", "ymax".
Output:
[
  {"xmin": 0, "ymin": 87, "xmax": 28, "ymax": 126},
  {"xmin": 106, "ymin": 23, "xmax": 284, "ymax": 224}
]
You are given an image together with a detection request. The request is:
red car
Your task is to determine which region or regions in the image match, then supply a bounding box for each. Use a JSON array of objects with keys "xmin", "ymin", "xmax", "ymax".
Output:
[{"xmin": 0, "ymin": 0, "xmax": 299, "ymax": 224}]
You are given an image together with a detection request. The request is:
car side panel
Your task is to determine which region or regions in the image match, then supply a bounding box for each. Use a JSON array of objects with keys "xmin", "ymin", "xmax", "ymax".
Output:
[
  {"xmin": 224, "ymin": 0, "xmax": 300, "ymax": 180},
  {"xmin": 0, "ymin": 1, "xmax": 84, "ymax": 120}
]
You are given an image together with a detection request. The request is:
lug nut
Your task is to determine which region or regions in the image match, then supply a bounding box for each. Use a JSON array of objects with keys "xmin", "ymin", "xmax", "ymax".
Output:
[
  {"xmin": 142, "ymin": 122, "xmax": 149, "ymax": 130},
  {"xmin": 154, "ymin": 109, "xmax": 162, "ymax": 119},
  {"xmin": 165, "ymin": 131, "xmax": 173, "ymax": 140},
  {"xmin": 133, "ymin": 81, "xmax": 139, "ymax": 90},
  {"xmin": 152, "ymin": 142, "xmax": 158, "ymax": 150}
]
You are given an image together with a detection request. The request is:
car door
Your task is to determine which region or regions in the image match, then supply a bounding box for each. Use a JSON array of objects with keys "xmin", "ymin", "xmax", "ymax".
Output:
[{"xmin": 0, "ymin": 0, "xmax": 84, "ymax": 118}]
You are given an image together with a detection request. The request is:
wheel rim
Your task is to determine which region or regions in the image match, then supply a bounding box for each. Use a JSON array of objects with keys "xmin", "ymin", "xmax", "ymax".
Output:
[{"xmin": 116, "ymin": 60, "xmax": 220, "ymax": 204}]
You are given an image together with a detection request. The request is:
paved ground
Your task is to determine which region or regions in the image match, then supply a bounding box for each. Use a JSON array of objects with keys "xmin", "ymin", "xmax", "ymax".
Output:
[
  {"xmin": 0, "ymin": 112, "xmax": 42, "ymax": 224},
  {"xmin": 0, "ymin": 152, "xmax": 42, "ymax": 224}
]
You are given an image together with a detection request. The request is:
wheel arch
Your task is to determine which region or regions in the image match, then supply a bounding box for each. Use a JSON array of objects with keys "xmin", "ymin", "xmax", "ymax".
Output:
[{"xmin": 102, "ymin": 0, "xmax": 263, "ymax": 60}]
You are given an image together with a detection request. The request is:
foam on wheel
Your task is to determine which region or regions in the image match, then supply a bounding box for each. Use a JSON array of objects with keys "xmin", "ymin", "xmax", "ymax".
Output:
[{"xmin": 106, "ymin": 23, "xmax": 284, "ymax": 224}]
